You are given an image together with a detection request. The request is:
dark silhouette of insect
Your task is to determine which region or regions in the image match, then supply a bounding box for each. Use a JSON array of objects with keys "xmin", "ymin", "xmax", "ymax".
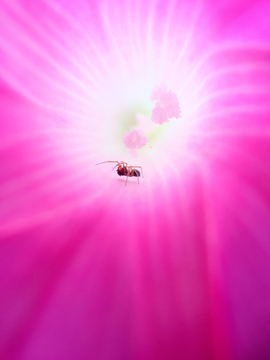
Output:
[{"xmin": 95, "ymin": 161, "xmax": 144, "ymax": 186}]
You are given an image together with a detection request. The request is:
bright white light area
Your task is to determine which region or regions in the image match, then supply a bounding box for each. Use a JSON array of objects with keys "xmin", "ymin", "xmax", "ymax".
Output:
[{"xmin": 0, "ymin": 0, "xmax": 211, "ymax": 184}]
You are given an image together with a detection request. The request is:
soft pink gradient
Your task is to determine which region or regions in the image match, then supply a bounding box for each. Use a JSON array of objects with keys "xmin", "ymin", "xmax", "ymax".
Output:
[{"xmin": 0, "ymin": 0, "xmax": 270, "ymax": 359}]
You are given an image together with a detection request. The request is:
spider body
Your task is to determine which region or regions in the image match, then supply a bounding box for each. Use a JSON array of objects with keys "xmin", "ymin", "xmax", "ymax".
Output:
[
  {"xmin": 116, "ymin": 166, "xmax": 140, "ymax": 177},
  {"xmin": 96, "ymin": 161, "xmax": 143, "ymax": 185}
]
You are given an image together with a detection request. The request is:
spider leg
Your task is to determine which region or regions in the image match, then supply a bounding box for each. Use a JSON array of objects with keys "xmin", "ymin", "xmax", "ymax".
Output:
[
  {"xmin": 111, "ymin": 161, "xmax": 128, "ymax": 172},
  {"xmin": 130, "ymin": 165, "xmax": 144, "ymax": 178},
  {"xmin": 125, "ymin": 167, "xmax": 134, "ymax": 186},
  {"xmin": 95, "ymin": 161, "xmax": 120, "ymax": 166},
  {"xmin": 130, "ymin": 169, "xmax": 140, "ymax": 184},
  {"xmin": 125, "ymin": 173, "xmax": 129, "ymax": 186},
  {"xmin": 111, "ymin": 163, "xmax": 120, "ymax": 171}
]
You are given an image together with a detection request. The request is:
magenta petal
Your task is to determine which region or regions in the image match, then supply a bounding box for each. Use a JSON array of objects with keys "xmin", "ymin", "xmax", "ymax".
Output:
[{"xmin": 1, "ymin": 0, "xmax": 270, "ymax": 360}]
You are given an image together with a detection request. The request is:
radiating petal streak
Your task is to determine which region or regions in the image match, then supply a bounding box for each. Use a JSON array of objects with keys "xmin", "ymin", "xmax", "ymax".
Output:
[
  {"xmin": 190, "ymin": 128, "xmax": 270, "ymax": 138},
  {"xmin": 2, "ymin": 0, "xmax": 103, "ymax": 88},
  {"xmin": 43, "ymin": 0, "xmax": 113, "ymax": 81},
  {"xmin": 190, "ymin": 63, "xmax": 270, "ymax": 97},
  {"xmin": 192, "ymin": 86, "xmax": 270, "ymax": 113},
  {"xmin": 168, "ymin": 0, "xmax": 203, "ymax": 80},
  {"xmin": 0, "ymin": 11, "xmax": 98, "ymax": 104},
  {"xmin": 99, "ymin": 1, "xmax": 130, "ymax": 74},
  {"xmin": 181, "ymin": 43, "xmax": 270, "ymax": 92},
  {"xmin": 0, "ymin": 67, "xmax": 97, "ymax": 115}
]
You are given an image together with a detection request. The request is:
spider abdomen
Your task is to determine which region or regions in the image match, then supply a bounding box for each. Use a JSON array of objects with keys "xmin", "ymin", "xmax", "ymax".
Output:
[{"xmin": 133, "ymin": 170, "xmax": 140, "ymax": 177}]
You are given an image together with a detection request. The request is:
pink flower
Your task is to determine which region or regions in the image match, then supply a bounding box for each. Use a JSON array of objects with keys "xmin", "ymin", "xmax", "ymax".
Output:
[
  {"xmin": 151, "ymin": 90, "xmax": 181, "ymax": 123},
  {"xmin": 159, "ymin": 91, "xmax": 180, "ymax": 118},
  {"xmin": 0, "ymin": 0, "xmax": 270, "ymax": 360},
  {"xmin": 151, "ymin": 84, "xmax": 180, "ymax": 124},
  {"xmin": 151, "ymin": 102, "xmax": 168, "ymax": 124},
  {"xmin": 123, "ymin": 130, "xmax": 149, "ymax": 149}
]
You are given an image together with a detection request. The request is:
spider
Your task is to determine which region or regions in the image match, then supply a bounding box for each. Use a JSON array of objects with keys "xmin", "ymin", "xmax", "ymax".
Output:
[{"xmin": 95, "ymin": 161, "xmax": 144, "ymax": 186}]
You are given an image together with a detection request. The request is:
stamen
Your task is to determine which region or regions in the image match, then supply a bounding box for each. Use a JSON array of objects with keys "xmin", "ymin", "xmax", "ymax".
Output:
[
  {"xmin": 123, "ymin": 129, "xmax": 149, "ymax": 150},
  {"xmin": 151, "ymin": 84, "xmax": 181, "ymax": 124}
]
